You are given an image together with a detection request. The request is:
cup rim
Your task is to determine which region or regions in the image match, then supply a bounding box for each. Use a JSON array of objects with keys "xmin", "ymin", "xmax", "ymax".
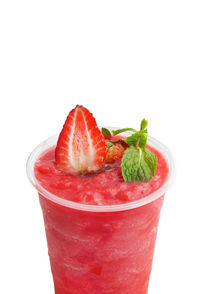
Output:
[{"xmin": 26, "ymin": 129, "xmax": 175, "ymax": 212}]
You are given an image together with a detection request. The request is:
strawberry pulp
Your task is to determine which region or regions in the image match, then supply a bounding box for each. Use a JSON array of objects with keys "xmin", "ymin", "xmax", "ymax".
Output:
[{"xmin": 35, "ymin": 141, "xmax": 168, "ymax": 294}]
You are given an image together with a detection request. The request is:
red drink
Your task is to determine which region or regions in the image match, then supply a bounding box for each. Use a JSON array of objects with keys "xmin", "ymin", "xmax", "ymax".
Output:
[{"xmin": 27, "ymin": 133, "xmax": 174, "ymax": 294}]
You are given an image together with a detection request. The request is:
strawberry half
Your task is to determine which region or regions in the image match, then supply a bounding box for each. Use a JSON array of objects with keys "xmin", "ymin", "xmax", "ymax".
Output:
[{"xmin": 55, "ymin": 105, "xmax": 108, "ymax": 174}]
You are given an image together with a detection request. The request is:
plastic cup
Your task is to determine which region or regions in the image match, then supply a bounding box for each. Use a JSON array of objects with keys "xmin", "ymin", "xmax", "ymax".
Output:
[{"xmin": 27, "ymin": 130, "xmax": 175, "ymax": 294}]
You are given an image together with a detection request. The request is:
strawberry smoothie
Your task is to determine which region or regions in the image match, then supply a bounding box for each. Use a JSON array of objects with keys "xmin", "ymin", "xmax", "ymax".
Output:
[
  {"xmin": 35, "ymin": 144, "xmax": 168, "ymax": 294},
  {"xmin": 27, "ymin": 106, "xmax": 174, "ymax": 294}
]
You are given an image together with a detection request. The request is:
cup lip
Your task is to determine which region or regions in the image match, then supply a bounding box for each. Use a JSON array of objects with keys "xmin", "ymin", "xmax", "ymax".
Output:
[{"xmin": 26, "ymin": 129, "xmax": 175, "ymax": 212}]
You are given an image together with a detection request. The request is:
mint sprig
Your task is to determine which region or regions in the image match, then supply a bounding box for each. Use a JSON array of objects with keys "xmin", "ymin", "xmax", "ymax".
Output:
[
  {"xmin": 121, "ymin": 119, "xmax": 157, "ymax": 182},
  {"xmin": 103, "ymin": 119, "xmax": 157, "ymax": 182}
]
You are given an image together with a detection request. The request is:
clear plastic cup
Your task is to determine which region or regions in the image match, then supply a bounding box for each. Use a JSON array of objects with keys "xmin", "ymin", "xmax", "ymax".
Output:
[{"xmin": 27, "ymin": 130, "xmax": 175, "ymax": 294}]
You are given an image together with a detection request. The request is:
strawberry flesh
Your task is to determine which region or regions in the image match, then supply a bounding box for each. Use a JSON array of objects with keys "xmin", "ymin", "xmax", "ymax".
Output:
[{"xmin": 55, "ymin": 105, "xmax": 108, "ymax": 174}]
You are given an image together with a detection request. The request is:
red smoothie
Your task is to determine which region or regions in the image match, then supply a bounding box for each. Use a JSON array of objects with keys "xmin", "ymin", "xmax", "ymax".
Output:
[{"xmin": 34, "ymin": 142, "xmax": 168, "ymax": 294}]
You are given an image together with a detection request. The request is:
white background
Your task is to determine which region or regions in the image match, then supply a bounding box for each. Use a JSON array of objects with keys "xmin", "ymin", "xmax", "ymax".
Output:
[{"xmin": 0, "ymin": 1, "xmax": 200, "ymax": 293}]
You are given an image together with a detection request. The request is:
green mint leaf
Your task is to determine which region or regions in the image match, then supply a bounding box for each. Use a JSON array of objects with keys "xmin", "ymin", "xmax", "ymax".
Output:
[
  {"xmin": 112, "ymin": 128, "xmax": 137, "ymax": 136},
  {"xmin": 140, "ymin": 119, "xmax": 148, "ymax": 131},
  {"xmin": 121, "ymin": 146, "xmax": 157, "ymax": 182},
  {"xmin": 124, "ymin": 130, "xmax": 147, "ymax": 147},
  {"xmin": 102, "ymin": 127, "xmax": 112, "ymax": 138},
  {"xmin": 106, "ymin": 141, "xmax": 113, "ymax": 148}
]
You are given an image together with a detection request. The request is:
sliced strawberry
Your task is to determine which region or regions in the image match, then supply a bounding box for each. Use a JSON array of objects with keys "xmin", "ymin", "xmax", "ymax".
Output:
[
  {"xmin": 55, "ymin": 105, "xmax": 108, "ymax": 173},
  {"xmin": 105, "ymin": 143, "xmax": 125, "ymax": 163}
]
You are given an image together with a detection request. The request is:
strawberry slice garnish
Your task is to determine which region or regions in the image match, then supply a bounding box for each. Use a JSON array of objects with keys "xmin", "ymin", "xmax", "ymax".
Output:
[
  {"xmin": 55, "ymin": 105, "xmax": 108, "ymax": 174},
  {"xmin": 105, "ymin": 143, "xmax": 125, "ymax": 163}
]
